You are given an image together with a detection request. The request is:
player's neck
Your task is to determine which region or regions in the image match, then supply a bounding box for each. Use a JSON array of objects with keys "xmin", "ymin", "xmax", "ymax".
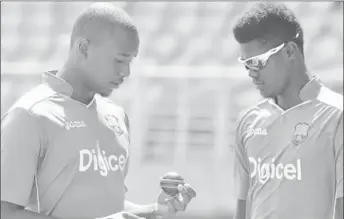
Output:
[
  {"xmin": 56, "ymin": 66, "xmax": 95, "ymax": 105},
  {"xmin": 275, "ymin": 71, "xmax": 311, "ymax": 111}
]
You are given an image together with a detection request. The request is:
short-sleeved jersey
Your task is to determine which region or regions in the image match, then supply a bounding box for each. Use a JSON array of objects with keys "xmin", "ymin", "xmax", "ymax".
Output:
[
  {"xmin": 1, "ymin": 71, "xmax": 131, "ymax": 218},
  {"xmin": 234, "ymin": 77, "xmax": 343, "ymax": 219}
]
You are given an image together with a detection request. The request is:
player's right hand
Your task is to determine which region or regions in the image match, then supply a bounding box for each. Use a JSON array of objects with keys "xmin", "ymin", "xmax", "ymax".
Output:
[
  {"xmin": 155, "ymin": 183, "xmax": 196, "ymax": 218},
  {"xmin": 97, "ymin": 212, "xmax": 144, "ymax": 219}
]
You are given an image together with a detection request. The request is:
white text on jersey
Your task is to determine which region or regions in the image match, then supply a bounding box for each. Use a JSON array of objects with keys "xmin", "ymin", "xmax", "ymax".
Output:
[
  {"xmin": 249, "ymin": 157, "xmax": 302, "ymax": 184},
  {"xmin": 79, "ymin": 143, "xmax": 126, "ymax": 177},
  {"xmin": 65, "ymin": 121, "xmax": 87, "ymax": 130},
  {"xmin": 247, "ymin": 128, "xmax": 268, "ymax": 138}
]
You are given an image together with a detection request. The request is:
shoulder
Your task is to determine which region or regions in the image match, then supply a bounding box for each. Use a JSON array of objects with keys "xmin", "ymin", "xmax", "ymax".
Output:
[
  {"xmin": 317, "ymin": 85, "xmax": 343, "ymax": 111},
  {"xmin": 314, "ymin": 84, "xmax": 343, "ymax": 144},
  {"xmin": 3, "ymin": 84, "xmax": 58, "ymax": 122},
  {"xmin": 235, "ymin": 99, "xmax": 273, "ymax": 143},
  {"xmin": 237, "ymin": 98, "xmax": 271, "ymax": 126}
]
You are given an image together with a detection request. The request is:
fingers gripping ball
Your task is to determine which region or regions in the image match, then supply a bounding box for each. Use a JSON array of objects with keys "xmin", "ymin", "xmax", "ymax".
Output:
[
  {"xmin": 178, "ymin": 183, "xmax": 196, "ymax": 203},
  {"xmin": 160, "ymin": 172, "xmax": 185, "ymax": 197},
  {"xmin": 158, "ymin": 173, "xmax": 197, "ymax": 215}
]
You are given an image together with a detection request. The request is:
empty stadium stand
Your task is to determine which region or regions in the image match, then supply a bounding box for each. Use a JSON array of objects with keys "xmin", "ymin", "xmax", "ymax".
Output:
[{"xmin": 1, "ymin": 2, "xmax": 343, "ymax": 70}]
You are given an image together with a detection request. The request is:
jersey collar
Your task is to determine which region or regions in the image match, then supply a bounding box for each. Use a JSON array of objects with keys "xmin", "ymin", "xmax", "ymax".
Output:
[
  {"xmin": 43, "ymin": 70, "xmax": 96, "ymax": 108},
  {"xmin": 270, "ymin": 76, "xmax": 322, "ymax": 103},
  {"xmin": 268, "ymin": 76, "xmax": 323, "ymax": 112},
  {"xmin": 298, "ymin": 76, "xmax": 322, "ymax": 102},
  {"xmin": 43, "ymin": 70, "xmax": 73, "ymax": 97}
]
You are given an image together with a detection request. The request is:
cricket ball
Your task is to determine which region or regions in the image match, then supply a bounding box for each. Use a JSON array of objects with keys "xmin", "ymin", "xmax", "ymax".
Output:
[{"xmin": 160, "ymin": 172, "xmax": 185, "ymax": 196}]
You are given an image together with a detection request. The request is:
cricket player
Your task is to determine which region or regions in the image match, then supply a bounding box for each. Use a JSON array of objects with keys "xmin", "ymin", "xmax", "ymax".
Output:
[
  {"xmin": 1, "ymin": 3, "xmax": 196, "ymax": 219},
  {"xmin": 232, "ymin": 3, "xmax": 343, "ymax": 219}
]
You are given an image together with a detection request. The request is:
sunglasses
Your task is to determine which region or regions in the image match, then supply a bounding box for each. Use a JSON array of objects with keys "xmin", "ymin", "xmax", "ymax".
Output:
[
  {"xmin": 237, "ymin": 33, "xmax": 300, "ymax": 71},
  {"xmin": 238, "ymin": 43, "xmax": 286, "ymax": 71}
]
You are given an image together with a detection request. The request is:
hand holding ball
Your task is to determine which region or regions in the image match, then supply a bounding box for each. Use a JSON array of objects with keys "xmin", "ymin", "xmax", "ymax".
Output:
[
  {"xmin": 160, "ymin": 172, "xmax": 185, "ymax": 197},
  {"xmin": 157, "ymin": 172, "xmax": 197, "ymax": 216}
]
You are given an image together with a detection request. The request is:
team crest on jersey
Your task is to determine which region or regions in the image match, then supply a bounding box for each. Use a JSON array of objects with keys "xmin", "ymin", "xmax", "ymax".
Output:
[
  {"xmin": 105, "ymin": 115, "xmax": 124, "ymax": 136},
  {"xmin": 292, "ymin": 123, "xmax": 310, "ymax": 146}
]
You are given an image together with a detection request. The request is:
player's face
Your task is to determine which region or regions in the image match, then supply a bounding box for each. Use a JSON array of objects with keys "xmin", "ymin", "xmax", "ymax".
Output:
[
  {"xmin": 82, "ymin": 28, "xmax": 139, "ymax": 97},
  {"xmin": 239, "ymin": 40, "xmax": 291, "ymax": 98}
]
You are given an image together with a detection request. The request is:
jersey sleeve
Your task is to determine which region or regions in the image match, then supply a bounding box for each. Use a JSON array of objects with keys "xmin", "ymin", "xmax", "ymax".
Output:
[
  {"xmin": 233, "ymin": 110, "xmax": 250, "ymax": 200},
  {"xmin": 334, "ymin": 114, "xmax": 343, "ymax": 199},
  {"xmin": 1, "ymin": 108, "xmax": 42, "ymax": 206}
]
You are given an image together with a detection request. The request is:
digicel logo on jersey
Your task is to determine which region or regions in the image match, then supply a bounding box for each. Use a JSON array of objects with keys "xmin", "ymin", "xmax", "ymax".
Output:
[
  {"xmin": 79, "ymin": 143, "xmax": 126, "ymax": 177},
  {"xmin": 249, "ymin": 157, "xmax": 302, "ymax": 184}
]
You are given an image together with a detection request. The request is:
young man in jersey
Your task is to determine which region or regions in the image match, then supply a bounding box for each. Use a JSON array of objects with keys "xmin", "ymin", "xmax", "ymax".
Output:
[
  {"xmin": 1, "ymin": 3, "xmax": 196, "ymax": 219},
  {"xmin": 232, "ymin": 3, "xmax": 343, "ymax": 219}
]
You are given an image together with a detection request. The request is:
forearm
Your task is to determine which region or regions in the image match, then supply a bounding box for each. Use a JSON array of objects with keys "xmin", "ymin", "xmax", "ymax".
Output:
[
  {"xmin": 1, "ymin": 208, "xmax": 59, "ymax": 219},
  {"xmin": 124, "ymin": 201, "xmax": 156, "ymax": 219},
  {"xmin": 1, "ymin": 205, "xmax": 100, "ymax": 219},
  {"xmin": 1, "ymin": 200, "xmax": 156, "ymax": 219},
  {"xmin": 335, "ymin": 197, "xmax": 343, "ymax": 219},
  {"xmin": 3, "ymin": 208, "xmax": 132, "ymax": 219}
]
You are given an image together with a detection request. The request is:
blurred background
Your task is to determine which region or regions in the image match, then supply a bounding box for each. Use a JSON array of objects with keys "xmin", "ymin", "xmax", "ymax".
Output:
[{"xmin": 1, "ymin": 2, "xmax": 343, "ymax": 218}]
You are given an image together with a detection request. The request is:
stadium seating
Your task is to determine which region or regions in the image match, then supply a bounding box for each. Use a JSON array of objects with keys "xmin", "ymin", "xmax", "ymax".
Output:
[{"xmin": 1, "ymin": 2, "xmax": 343, "ymax": 69}]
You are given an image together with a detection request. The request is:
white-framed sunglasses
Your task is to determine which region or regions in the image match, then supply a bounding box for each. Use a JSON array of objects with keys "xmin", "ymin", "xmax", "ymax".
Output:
[
  {"xmin": 238, "ymin": 33, "xmax": 300, "ymax": 71},
  {"xmin": 238, "ymin": 43, "xmax": 285, "ymax": 71}
]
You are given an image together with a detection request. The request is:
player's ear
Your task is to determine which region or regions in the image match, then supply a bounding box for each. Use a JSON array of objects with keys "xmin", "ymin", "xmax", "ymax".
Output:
[
  {"xmin": 285, "ymin": 41, "xmax": 298, "ymax": 61},
  {"xmin": 77, "ymin": 38, "xmax": 90, "ymax": 59}
]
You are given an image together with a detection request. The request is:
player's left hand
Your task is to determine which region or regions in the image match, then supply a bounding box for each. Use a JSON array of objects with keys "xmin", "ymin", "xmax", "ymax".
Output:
[{"xmin": 154, "ymin": 183, "xmax": 196, "ymax": 218}]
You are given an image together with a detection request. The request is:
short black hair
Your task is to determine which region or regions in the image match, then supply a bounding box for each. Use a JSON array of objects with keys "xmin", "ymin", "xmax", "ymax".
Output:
[
  {"xmin": 233, "ymin": 3, "xmax": 304, "ymax": 55},
  {"xmin": 70, "ymin": 3, "xmax": 137, "ymax": 48}
]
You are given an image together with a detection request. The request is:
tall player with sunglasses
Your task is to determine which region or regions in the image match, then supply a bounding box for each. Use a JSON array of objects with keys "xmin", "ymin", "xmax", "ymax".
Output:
[{"xmin": 232, "ymin": 3, "xmax": 343, "ymax": 219}]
